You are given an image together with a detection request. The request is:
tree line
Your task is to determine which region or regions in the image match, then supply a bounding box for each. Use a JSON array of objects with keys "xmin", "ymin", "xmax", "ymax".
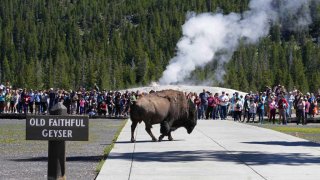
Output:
[{"xmin": 0, "ymin": 0, "xmax": 319, "ymax": 93}]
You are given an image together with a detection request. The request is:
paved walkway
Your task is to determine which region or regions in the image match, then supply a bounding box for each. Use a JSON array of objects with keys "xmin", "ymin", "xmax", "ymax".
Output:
[{"xmin": 97, "ymin": 120, "xmax": 320, "ymax": 180}]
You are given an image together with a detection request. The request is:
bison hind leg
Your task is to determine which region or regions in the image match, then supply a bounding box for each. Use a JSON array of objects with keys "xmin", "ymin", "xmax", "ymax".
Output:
[
  {"xmin": 159, "ymin": 132, "xmax": 173, "ymax": 142},
  {"xmin": 160, "ymin": 121, "xmax": 170, "ymax": 135},
  {"xmin": 158, "ymin": 134, "xmax": 165, "ymax": 142},
  {"xmin": 168, "ymin": 132, "xmax": 173, "ymax": 141}
]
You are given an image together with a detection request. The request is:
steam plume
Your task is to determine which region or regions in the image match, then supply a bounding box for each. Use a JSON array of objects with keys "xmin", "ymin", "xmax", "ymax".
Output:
[{"xmin": 159, "ymin": 0, "xmax": 318, "ymax": 85}]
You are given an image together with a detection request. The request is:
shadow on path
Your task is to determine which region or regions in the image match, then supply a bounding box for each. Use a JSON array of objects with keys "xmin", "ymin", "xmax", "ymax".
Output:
[
  {"xmin": 242, "ymin": 141, "xmax": 320, "ymax": 147},
  {"xmin": 108, "ymin": 150, "xmax": 320, "ymax": 166},
  {"xmin": 116, "ymin": 139, "xmax": 185, "ymax": 144}
]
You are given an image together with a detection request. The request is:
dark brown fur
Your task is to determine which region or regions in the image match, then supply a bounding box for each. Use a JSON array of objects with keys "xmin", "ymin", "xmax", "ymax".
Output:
[{"xmin": 130, "ymin": 89, "xmax": 197, "ymax": 142}]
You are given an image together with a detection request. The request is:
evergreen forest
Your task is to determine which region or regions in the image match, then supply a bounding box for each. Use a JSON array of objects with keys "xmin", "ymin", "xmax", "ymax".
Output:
[{"xmin": 1, "ymin": 0, "xmax": 320, "ymax": 93}]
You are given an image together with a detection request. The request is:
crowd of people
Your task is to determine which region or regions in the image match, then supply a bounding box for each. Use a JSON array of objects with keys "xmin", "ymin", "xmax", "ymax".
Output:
[
  {"xmin": 0, "ymin": 81, "xmax": 319, "ymax": 125},
  {"xmin": 191, "ymin": 85, "xmax": 320, "ymax": 125},
  {"xmin": 0, "ymin": 82, "xmax": 136, "ymax": 117}
]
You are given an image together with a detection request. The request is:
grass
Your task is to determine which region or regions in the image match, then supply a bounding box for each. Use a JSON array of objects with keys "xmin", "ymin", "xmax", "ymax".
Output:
[
  {"xmin": 0, "ymin": 124, "xmax": 25, "ymax": 144},
  {"xmin": 254, "ymin": 122, "xmax": 320, "ymax": 144},
  {"xmin": 95, "ymin": 119, "xmax": 127, "ymax": 173}
]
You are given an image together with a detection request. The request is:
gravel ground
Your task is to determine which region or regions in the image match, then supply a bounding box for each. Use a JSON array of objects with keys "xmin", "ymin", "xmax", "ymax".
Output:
[{"xmin": 0, "ymin": 118, "xmax": 127, "ymax": 180}]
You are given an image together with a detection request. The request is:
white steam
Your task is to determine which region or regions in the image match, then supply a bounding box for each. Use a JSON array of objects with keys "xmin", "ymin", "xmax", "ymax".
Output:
[{"xmin": 159, "ymin": 0, "xmax": 318, "ymax": 85}]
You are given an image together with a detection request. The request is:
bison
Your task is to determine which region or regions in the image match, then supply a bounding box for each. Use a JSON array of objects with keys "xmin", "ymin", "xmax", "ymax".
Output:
[{"xmin": 130, "ymin": 89, "xmax": 197, "ymax": 142}]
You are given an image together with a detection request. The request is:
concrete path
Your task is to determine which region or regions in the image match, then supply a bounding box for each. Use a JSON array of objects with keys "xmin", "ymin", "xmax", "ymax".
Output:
[{"xmin": 97, "ymin": 120, "xmax": 320, "ymax": 180}]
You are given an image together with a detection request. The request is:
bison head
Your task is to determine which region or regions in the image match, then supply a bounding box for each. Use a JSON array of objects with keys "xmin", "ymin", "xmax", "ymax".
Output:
[
  {"xmin": 170, "ymin": 100, "xmax": 198, "ymax": 134},
  {"xmin": 186, "ymin": 100, "xmax": 197, "ymax": 134}
]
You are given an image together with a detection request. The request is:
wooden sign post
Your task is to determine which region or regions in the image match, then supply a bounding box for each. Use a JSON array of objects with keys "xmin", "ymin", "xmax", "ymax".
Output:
[{"xmin": 26, "ymin": 103, "xmax": 89, "ymax": 180}]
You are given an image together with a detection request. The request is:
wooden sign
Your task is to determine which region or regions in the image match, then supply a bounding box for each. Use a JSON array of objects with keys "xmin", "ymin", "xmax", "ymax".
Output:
[{"xmin": 26, "ymin": 115, "xmax": 89, "ymax": 141}]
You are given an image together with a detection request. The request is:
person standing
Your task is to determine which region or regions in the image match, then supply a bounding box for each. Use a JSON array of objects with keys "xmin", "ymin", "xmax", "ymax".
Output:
[
  {"xmin": 48, "ymin": 88, "xmax": 56, "ymax": 111},
  {"xmin": 34, "ymin": 90, "xmax": 41, "ymax": 114},
  {"xmin": 79, "ymin": 96, "xmax": 85, "ymax": 115},
  {"xmin": 219, "ymin": 91, "xmax": 229, "ymax": 120},
  {"xmin": 269, "ymin": 97, "xmax": 277, "ymax": 124},
  {"xmin": 28, "ymin": 89, "xmax": 34, "ymax": 114},
  {"xmin": 199, "ymin": 89, "xmax": 209, "ymax": 119},
  {"xmin": 234, "ymin": 98, "xmax": 243, "ymax": 121},
  {"xmin": 249, "ymin": 99, "xmax": 257, "ymax": 123},
  {"xmin": 206, "ymin": 93, "xmax": 215, "ymax": 119},
  {"xmin": 4, "ymin": 90, "xmax": 11, "ymax": 113},
  {"xmin": 194, "ymin": 94, "xmax": 201, "ymax": 119},
  {"xmin": 257, "ymin": 98, "xmax": 265, "ymax": 124},
  {"xmin": 70, "ymin": 91, "xmax": 78, "ymax": 114},
  {"xmin": 0, "ymin": 88, "xmax": 5, "ymax": 113},
  {"xmin": 296, "ymin": 97, "xmax": 306, "ymax": 125},
  {"xmin": 243, "ymin": 95, "xmax": 250, "ymax": 122},
  {"xmin": 230, "ymin": 93, "xmax": 237, "ymax": 120},
  {"xmin": 10, "ymin": 90, "xmax": 18, "ymax": 113},
  {"xmin": 114, "ymin": 92, "xmax": 122, "ymax": 117},
  {"xmin": 304, "ymin": 98, "xmax": 310, "ymax": 124},
  {"xmin": 278, "ymin": 94, "xmax": 289, "ymax": 125},
  {"xmin": 41, "ymin": 91, "xmax": 48, "ymax": 114},
  {"xmin": 287, "ymin": 92, "xmax": 295, "ymax": 118},
  {"xmin": 213, "ymin": 93, "xmax": 220, "ymax": 119}
]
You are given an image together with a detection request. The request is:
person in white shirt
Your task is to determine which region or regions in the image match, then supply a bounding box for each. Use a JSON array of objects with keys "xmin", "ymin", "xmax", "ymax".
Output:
[
  {"xmin": 249, "ymin": 99, "xmax": 257, "ymax": 123},
  {"xmin": 219, "ymin": 91, "xmax": 229, "ymax": 120}
]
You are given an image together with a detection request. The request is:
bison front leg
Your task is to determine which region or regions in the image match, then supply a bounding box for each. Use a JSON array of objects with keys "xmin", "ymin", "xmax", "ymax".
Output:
[
  {"xmin": 131, "ymin": 121, "xmax": 138, "ymax": 143},
  {"xmin": 145, "ymin": 125, "xmax": 157, "ymax": 142}
]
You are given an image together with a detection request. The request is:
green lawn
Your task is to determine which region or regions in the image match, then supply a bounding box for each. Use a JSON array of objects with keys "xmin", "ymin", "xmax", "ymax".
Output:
[{"xmin": 255, "ymin": 123, "xmax": 320, "ymax": 144}]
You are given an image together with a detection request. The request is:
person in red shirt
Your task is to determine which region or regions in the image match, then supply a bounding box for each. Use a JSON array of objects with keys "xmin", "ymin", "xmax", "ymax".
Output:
[
  {"xmin": 206, "ymin": 93, "xmax": 215, "ymax": 119},
  {"xmin": 100, "ymin": 101, "xmax": 107, "ymax": 116},
  {"xmin": 213, "ymin": 93, "xmax": 220, "ymax": 119},
  {"xmin": 193, "ymin": 95, "xmax": 201, "ymax": 119},
  {"xmin": 278, "ymin": 94, "xmax": 288, "ymax": 125}
]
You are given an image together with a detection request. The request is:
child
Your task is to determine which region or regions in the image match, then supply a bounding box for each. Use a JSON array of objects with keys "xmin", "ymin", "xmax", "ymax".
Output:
[{"xmin": 79, "ymin": 97, "xmax": 85, "ymax": 115}]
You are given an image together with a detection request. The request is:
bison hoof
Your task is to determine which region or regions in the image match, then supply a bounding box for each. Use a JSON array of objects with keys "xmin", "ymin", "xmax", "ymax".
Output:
[
  {"xmin": 152, "ymin": 138, "xmax": 158, "ymax": 142},
  {"xmin": 168, "ymin": 137, "xmax": 173, "ymax": 141},
  {"xmin": 131, "ymin": 139, "xmax": 136, "ymax": 143},
  {"xmin": 158, "ymin": 135, "xmax": 165, "ymax": 142}
]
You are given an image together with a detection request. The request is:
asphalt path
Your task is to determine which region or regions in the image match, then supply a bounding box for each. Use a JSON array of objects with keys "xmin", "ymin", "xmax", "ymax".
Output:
[{"xmin": 98, "ymin": 120, "xmax": 320, "ymax": 180}]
